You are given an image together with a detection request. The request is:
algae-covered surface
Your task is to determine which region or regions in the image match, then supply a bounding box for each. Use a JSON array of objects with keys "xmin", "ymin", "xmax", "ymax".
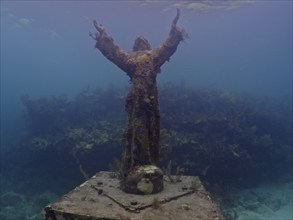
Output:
[{"xmin": 45, "ymin": 172, "xmax": 223, "ymax": 220}]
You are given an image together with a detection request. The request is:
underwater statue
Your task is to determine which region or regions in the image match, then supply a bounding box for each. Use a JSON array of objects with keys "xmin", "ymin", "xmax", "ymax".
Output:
[{"xmin": 91, "ymin": 9, "xmax": 187, "ymax": 194}]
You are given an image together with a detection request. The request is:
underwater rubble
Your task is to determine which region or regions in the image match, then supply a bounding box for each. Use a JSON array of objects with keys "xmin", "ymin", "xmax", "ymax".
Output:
[
  {"xmin": 0, "ymin": 190, "xmax": 58, "ymax": 220},
  {"xmin": 217, "ymin": 175, "xmax": 293, "ymax": 220}
]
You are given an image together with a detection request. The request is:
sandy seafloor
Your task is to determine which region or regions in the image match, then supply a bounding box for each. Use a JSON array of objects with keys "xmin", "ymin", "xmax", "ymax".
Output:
[{"xmin": 220, "ymin": 176, "xmax": 293, "ymax": 220}]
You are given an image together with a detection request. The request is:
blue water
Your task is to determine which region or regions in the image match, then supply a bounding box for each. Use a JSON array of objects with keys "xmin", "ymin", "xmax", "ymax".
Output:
[{"xmin": 1, "ymin": 1, "xmax": 292, "ymax": 220}]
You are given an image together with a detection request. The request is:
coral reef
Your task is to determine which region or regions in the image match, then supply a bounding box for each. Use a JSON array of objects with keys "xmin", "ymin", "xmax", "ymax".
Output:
[
  {"xmin": 159, "ymin": 83, "xmax": 292, "ymax": 185},
  {"xmin": 18, "ymin": 84, "xmax": 292, "ymax": 185}
]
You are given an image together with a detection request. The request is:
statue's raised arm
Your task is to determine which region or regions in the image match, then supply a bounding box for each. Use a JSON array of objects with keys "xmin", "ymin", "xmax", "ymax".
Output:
[
  {"xmin": 90, "ymin": 10, "xmax": 187, "ymax": 195},
  {"xmin": 152, "ymin": 8, "xmax": 188, "ymax": 68},
  {"xmin": 90, "ymin": 20, "xmax": 132, "ymax": 74}
]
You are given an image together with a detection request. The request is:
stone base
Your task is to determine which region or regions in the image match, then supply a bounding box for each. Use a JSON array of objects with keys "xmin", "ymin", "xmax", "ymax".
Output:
[{"xmin": 44, "ymin": 171, "xmax": 223, "ymax": 220}]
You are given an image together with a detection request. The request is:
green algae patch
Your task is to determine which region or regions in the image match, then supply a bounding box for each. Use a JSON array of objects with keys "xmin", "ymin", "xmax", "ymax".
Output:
[{"xmin": 137, "ymin": 178, "xmax": 154, "ymax": 194}]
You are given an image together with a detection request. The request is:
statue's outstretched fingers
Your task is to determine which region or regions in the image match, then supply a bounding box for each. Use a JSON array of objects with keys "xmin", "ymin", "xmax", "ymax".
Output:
[
  {"xmin": 93, "ymin": 20, "xmax": 105, "ymax": 33},
  {"xmin": 172, "ymin": 8, "xmax": 180, "ymax": 27}
]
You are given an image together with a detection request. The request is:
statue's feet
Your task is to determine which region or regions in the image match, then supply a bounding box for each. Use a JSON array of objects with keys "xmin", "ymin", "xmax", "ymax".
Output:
[{"xmin": 121, "ymin": 165, "xmax": 164, "ymax": 194}]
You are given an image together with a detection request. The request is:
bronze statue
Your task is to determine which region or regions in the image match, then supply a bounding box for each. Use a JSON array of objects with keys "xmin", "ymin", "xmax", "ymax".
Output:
[{"xmin": 91, "ymin": 9, "xmax": 187, "ymax": 194}]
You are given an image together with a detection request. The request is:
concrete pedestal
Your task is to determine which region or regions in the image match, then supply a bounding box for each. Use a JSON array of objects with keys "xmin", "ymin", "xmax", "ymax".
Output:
[{"xmin": 44, "ymin": 171, "xmax": 223, "ymax": 220}]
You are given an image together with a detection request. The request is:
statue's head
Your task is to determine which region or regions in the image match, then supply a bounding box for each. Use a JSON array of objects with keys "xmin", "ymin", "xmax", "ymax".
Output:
[{"xmin": 132, "ymin": 36, "xmax": 151, "ymax": 52}]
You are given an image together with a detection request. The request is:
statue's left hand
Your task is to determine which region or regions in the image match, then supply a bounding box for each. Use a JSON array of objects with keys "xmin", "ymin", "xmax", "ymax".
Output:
[
  {"xmin": 93, "ymin": 20, "xmax": 105, "ymax": 34},
  {"xmin": 172, "ymin": 8, "xmax": 180, "ymax": 27}
]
